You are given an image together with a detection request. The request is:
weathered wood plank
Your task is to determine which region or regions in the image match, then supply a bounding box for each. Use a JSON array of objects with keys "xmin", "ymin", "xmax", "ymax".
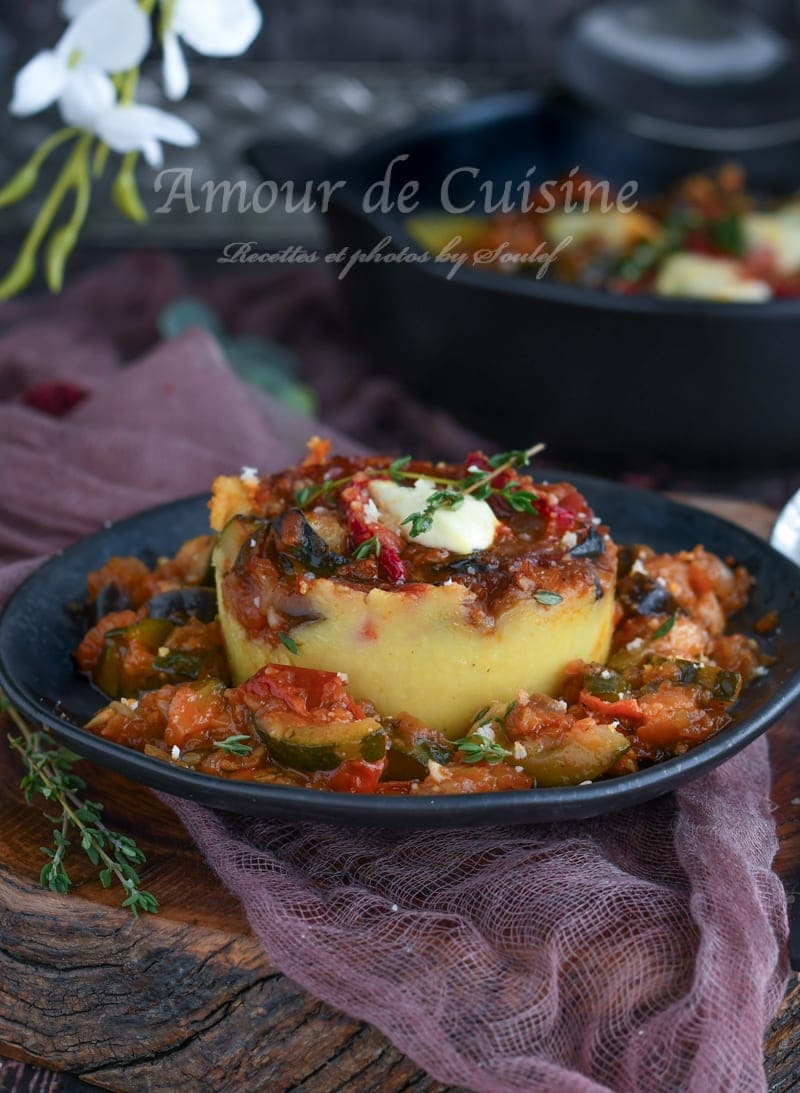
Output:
[{"xmin": 0, "ymin": 737, "xmax": 453, "ymax": 1092}]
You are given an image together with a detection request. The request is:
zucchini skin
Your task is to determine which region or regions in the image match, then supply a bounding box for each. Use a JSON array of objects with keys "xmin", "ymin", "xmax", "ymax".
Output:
[{"xmin": 255, "ymin": 718, "xmax": 386, "ymax": 772}]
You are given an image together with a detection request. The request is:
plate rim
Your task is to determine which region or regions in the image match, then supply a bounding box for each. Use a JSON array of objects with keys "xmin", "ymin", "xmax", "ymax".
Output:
[{"xmin": 2, "ymin": 480, "xmax": 800, "ymax": 825}]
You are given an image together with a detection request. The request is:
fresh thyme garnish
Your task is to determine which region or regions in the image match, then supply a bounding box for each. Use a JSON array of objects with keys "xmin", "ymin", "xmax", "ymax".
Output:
[
  {"xmin": 294, "ymin": 445, "xmax": 545, "ymax": 529},
  {"xmin": 353, "ymin": 535, "xmax": 381, "ymax": 560},
  {"xmin": 294, "ymin": 478, "xmax": 342, "ymax": 508},
  {"xmin": 456, "ymin": 697, "xmax": 522, "ymax": 765},
  {"xmin": 497, "ymin": 486, "xmax": 541, "ymax": 513},
  {"xmin": 213, "ymin": 734, "xmax": 253, "ymax": 757},
  {"xmin": 2, "ymin": 691, "xmax": 158, "ymax": 915},
  {"xmin": 534, "ymin": 590, "xmax": 563, "ymax": 606},
  {"xmin": 388, "ymin": 455, "xmax": 412, "ymax": 481},
  {"xmin": 401, "ymin": 489, "xmax": 463, "ymax": 537},
  {"xmin": 652, "ymin": 613, "xmax": 677, "ymax": 639},
  {"xmin": 278, "ymin": 631, "xmax": 299, "ymax": 654},
  {"xmin": 401, "ymin": 442, "xmax": 546, "ymax": 540},
  {"xmin": 455, "ymin": 736, "xmax": 513, "ymax": 765}
]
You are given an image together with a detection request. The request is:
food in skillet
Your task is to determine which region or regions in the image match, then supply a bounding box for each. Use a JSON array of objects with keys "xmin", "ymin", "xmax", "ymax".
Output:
[
  {"xmin": 76, "ymin": 442, "xmax": 765, "ymax": 794},
  {"xmin": 408, "ymin": 165, "xmax": 800, "ymax": 301}
]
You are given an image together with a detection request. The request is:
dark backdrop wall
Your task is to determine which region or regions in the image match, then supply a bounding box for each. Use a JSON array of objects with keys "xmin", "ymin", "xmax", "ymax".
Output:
[{"xmin": 1, "ymin": 0, "xmax": 798, "ymax": 64}]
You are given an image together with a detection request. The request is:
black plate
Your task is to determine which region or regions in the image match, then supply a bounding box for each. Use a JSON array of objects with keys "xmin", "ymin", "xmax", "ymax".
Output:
[{"xmin": 1, "ymin": 478, "xmax": 799, "ymax": 828}]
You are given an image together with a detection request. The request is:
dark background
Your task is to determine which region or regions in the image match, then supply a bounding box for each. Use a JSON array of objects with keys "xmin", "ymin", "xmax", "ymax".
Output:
[{"xmin": 1, "ymin": 1, "xmax": 798, "ymax": 64}]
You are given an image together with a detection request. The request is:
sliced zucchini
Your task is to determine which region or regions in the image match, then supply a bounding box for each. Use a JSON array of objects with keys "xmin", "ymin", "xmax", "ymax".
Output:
[
  {"xmin": 255, "ymin": 715, "xmax": 386, "ymax": 772},
  {"xmin": 213, "ymin": 514, "xmax": 267, "ymax": 575},
  {"xmin": 514, "ymin": 721, "xmax": 630, "ymax": 787},
  {"xmin": 94, "ymin": 617, "xmax": 173, "ymax": 698}
]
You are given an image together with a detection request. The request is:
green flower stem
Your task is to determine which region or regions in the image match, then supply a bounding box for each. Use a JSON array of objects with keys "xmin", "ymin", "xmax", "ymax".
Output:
[
  {"xmin": 109, "ymin": 1, "xmax": 156, "ymax": 223},
  {"xmin": 0, "ymin": 127, "xmax": 79, "ymax": 209},
  {"xmin": 159, "ymin": 0, "xmax": 177, "ymax": 38},
  {"xmin": 0, "ymin": 134, "xmax": 93, "ymax": 301},
  {"xmin": 118, "ymin": 67, "xmax": 140, "ymax": 105},
  {"xmin": 92, "ymin": 140, "xmax": 110, "ymax": 178},
  {"xmin": 2, "ymin": 693, "xmax": 158, "ymax": 915},
  {"xmin": 46, "ymin": 135, "xmax": 93, "ymax": 293},
  {"xmin": 112, "ymin": 151, "xmax": 147, "ymax": 223}
]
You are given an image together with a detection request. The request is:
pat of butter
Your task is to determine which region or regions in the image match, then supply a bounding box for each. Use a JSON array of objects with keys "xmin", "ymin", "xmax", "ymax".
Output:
[
  {"xmin": 369, "ymin": 477, "xmax": 499, "ymax": 554},
  {"xmin": 744, "ymin": 211, "xmax": 800, "ymax": 274},
  {"xmin": 654, "ymin": 252, "xmax": 772, "ymax": 302}
]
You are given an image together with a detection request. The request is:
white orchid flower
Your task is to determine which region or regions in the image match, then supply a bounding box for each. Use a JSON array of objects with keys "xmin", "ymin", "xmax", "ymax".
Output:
[
  {"xmin": 161, "ymin": 0, "xmax": 263, "ymax": 101},
  {"xmin": 56, "ymin": 76, "xmax": 199, "ymax": 167},
  {"xmin": 10, "ymin": 0, "xmax": 151, "ymax": 118},
  {"xmin": 92, "ymin": 103, "xmax": 200, "ymax": 167}
]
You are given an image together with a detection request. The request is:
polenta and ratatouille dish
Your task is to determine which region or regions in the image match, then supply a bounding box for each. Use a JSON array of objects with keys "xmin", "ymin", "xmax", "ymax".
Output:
[{"xmin": 75, "ymin": 440, "xmax": 766, "ymax": 795}]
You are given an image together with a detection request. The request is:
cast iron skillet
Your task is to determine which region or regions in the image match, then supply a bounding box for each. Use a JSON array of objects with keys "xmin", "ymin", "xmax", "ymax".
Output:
[
  {"xmin": 250, "ymin": 92, "xmax": 800, "ymax": 467},
  {"xmin": 1, "ymin": 477, "xmax": 799, "ymax": 828}
]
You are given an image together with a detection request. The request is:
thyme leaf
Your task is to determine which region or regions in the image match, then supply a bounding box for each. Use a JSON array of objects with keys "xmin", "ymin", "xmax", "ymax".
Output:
[
  {"xmin": 388, "ymin": 455, "xmax": 412, "ymax": 482},
  {"xmin": 534, "ymin": 590, "xmax": 563, "ymax": 606},
  {"xmin": 454, "ymin": 736, "xmax": 513, "ymax": 766},
  {"xmin": 353, "ymin": 535, "xmax": 381, "ymax": 560},
  {"xmin": 213, "ymin": 734, "xmax": 253, "ymax": 757},
  {"xmin": 2, "ymin": 691, "xmax": 158, "ymax": 915},
  {"xmin": 278, "ymin": 631, "xmax": 299, "ymax": 654},
  {"xmin": 652, "ymin": 613, "xmax": 677, "ymax": 640}
]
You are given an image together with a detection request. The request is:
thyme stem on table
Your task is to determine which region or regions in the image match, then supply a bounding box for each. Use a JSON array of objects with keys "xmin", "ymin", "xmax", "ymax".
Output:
[{"xmin": 1, "ymin": 691, "xmax": 158, "ymax": 915}]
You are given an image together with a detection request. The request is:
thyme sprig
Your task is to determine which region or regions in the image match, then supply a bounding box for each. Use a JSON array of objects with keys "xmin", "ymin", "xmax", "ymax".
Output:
[
  {"xmin": 402, "ymin": 489, "xmax": 463, "ymax": 538},
  {"xmin": 402, "ymin": 442, "xmax": 546, "ymax": 539},
  {"xmin": 2, "ymin": 692, "xmax": 158, "ymax": 915},
  {"xmin": 293, "ymin": 443, "xmax": 546, "ymax": 543},
  {"xmin": 455, "ymin": 737, "xmax": 513, "ymax": 765},
  {"xmin": 455, "ymin": 700, "xmax": 518, "ymax": 765},
  {"xmin": 293, "ymin": 459, "xmax": 450, "ymax": 510}
]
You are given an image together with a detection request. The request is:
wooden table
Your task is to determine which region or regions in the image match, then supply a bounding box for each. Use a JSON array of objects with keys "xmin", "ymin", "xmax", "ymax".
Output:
[{"xmin": 0, "ymin": 497, "xmax": 798, "ymax": 1092}]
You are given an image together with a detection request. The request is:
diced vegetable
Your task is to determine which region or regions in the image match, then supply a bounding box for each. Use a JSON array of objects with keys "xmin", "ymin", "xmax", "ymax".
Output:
[
  {"xmin": 514, "ymin": 720, "xmax": 630, "ymax": 786},
  {"xmin": 94, "ymin": 618, "xmax": 172, "ymax": 698},
  {"xmin": 256, "ymin": 716, "xmax": 386, "ymax": 772},
  {"xmin": 146, "ymin": 587, "xmax": 217, "ymax": 624}
]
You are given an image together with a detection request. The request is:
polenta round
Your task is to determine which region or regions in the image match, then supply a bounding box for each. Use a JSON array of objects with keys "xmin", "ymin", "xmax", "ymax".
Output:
[{"xmin": 211, "ymin": 446, "xmax": 617, "ymax": 738}]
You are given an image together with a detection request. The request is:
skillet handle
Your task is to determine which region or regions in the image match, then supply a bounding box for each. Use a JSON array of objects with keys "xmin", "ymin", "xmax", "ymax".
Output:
[{"xmin": 246, "ymin": 137, "xmax": 338, "ymax": 186}]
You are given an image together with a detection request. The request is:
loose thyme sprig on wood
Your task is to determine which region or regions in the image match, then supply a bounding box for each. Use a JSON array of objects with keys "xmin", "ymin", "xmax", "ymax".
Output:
[
  {"xmin": 1, "ymin": 691, "xmax": 158, "ymax": 915},
  {"xmin": 402, "ymin": 442, "xmax": 546, "ymax": 539}
]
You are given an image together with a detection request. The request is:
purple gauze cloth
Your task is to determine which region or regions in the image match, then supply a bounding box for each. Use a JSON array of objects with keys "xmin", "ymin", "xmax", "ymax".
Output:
[{"xmin": 0, "ymin": 320, "xmax": 790, "ymax": 1093}]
